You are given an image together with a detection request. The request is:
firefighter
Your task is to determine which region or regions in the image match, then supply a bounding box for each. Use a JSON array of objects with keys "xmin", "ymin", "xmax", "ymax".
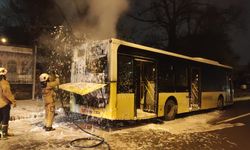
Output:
[
  {"xmin": 39, "ymin": 73, "xmax": 60, "ymax": 131},
  {"xmin": 0, "ymin": 67, "xmax": 16, "ymax": 139}
]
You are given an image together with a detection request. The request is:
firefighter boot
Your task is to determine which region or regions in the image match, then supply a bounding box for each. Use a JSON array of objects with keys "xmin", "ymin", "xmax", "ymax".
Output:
[
  {"xmin": 2, "ymin": 125, "xmax": 8, "ymax": 140},
  {"xmin": 45, "ymin": 127, "xmax": 55, "ymax": 132},
  {"xmin": 7, "ymin": 125, "xmax": 14, "ymax": 136}
]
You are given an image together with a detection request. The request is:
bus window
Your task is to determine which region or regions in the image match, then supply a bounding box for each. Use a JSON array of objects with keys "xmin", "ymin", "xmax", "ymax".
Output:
[
  {"xmin": 158, "ymin": 63, "xmax": 174, "ymax": 92},
  {"xmin": 175, "ymin": 66, "xmax": 188, "ymax": 92},
  {"xmin": 118, "ymin": 55, "xmax": 134, "ymax": 93},
  {"xmin": 202, "ymin": 66, "xmax": 226, "ymax": 91}
]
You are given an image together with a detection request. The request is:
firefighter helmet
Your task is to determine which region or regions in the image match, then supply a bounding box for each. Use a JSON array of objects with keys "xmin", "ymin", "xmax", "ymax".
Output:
[
  {"xmin": 0, "ymin": 67, "xmax": 7, "ymax": 75},
  {"xmin": 39, "ymin": 73, "xmax": 50, "ymax": 82}
]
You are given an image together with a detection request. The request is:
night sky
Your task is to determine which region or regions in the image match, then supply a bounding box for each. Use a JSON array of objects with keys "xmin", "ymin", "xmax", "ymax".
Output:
[
  {"xmin": 216, "ymin": 0, "xmax": 250, "ymax": 65},
  {"xmin": 230, "ymin": 0, "xmax": 250, "ymax": 65},
  {"xmin": 0, "ymin": 0, "xmax": 249, "ymax": 65}
]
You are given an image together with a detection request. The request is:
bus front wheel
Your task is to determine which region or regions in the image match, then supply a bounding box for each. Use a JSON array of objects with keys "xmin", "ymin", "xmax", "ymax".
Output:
[{"xmin": 164, "ymin": 100, "xmax": 177, "ymax": 121}]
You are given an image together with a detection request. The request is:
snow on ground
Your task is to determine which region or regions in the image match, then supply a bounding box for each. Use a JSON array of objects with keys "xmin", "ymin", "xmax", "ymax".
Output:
[
  {"xmin": 10, "ymin": 100, "xmax": 45, "ymax": 120},
  {"xmin": 142, "ymin": 111, "xmax": 244, "ymax": 135},
  {"xmin": 1, "ymin": 100, "xmax": 88, "ymax": 150},
  {"xmin": 0, "ymin": 99, "xmax": 248, "ymax": 149}
]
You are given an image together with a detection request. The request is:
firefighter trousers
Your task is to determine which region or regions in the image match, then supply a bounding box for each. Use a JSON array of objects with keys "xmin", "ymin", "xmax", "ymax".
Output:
[
  {"xmin": 44, "ymin": 103, "xmax": 55, "ymax": 128},
  {"xmin": 0, "ymin": 104, "xmax": 10, "ymax": 125}
]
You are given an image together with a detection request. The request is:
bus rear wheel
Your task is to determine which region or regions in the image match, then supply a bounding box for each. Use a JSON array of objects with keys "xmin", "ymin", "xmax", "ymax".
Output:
[{"xmin": 164, "ymin": 100, "xmax": 177, "ymax": 121}]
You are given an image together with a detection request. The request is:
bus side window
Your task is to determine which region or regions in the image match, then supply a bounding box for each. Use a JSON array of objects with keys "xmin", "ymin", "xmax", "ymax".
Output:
[
  {"xmin": 202, "ymin": 66, "xmax": 226, "ymax": 91},
  {"xmin": 117, "ymin": 55, "xmax": 134, "ymax": 93},
  {"xmin": 158, "ymin": 63, "xmax": 175, "ymax": 92},
  {"xmin": 175, "ymin": 66, "xmax": 188, "ymax": 92}
]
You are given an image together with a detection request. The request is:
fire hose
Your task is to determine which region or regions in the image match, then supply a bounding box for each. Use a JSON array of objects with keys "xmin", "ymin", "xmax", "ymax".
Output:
[{"xmin": 56, "ymin": 88, "xmax": 110, "ymax": 149}]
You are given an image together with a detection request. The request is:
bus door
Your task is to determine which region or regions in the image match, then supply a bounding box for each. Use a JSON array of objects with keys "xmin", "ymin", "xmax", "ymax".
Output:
[
  {"xmin": 134, "ymin": 59, "xmax": 157, "ymax": 115},
  {"xmin": 190, "ymin": 68, "xmax": 201, "ymax": 110}
]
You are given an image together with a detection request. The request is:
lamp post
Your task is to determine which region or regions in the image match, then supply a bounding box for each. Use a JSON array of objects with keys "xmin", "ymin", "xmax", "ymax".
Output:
[{"xmin": 32, "ymin": 43, "xmax": 37, "ymax": 100}]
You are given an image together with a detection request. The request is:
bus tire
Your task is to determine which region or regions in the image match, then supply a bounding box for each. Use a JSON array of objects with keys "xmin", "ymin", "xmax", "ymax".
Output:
[
  {"xmin": 164, "ymin": 100, "xmax": 177, "ymax": 121},
  {"xmin": 217, "ymin": 96, "xmax": 224, "ymax": 110}
]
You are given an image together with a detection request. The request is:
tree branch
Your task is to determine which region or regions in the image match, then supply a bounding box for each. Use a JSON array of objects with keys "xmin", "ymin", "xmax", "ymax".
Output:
[{"xmin": 127, "ymin": 14, "xmax": 158, "ymax": 23}]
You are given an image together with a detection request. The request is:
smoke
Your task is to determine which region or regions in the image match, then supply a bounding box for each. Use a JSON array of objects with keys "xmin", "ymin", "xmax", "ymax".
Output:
[
  {"xmin": 55, "ymin": 0, "xmax": 129, "ymax": 40},
  {"xmin": 37, "ymin": 0, "xmax": 129, "ymax": 89}
]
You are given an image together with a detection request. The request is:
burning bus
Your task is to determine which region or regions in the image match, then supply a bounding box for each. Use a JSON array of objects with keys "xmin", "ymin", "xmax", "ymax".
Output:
[{"xmin": 59, "ymin": 38, "xmax": 233, "ymax": 120}]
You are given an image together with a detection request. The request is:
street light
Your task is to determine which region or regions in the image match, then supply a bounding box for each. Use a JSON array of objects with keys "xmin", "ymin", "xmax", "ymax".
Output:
[{"xmin": 1, "ymin": 37, "xmax": 8, "ymax": 44}]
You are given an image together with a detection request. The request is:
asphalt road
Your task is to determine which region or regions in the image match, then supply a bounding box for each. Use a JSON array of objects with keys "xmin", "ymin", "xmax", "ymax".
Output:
[
  {"xmin": 208, "ymin": 101, "xmax": 250, "ymax": 150},
  {"xmin": 104, "ymin": 100, "xmax": 250, "ymax": 150}
]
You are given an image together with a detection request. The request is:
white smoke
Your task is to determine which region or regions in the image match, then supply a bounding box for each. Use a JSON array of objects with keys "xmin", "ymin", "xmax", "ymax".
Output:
[{"xmin": 55, "ymin": 0, "xmax": 129, "ymax": 40}]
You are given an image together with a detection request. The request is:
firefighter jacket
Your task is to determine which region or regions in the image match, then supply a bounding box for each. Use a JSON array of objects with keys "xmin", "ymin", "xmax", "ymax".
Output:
[
  {"xmin": 0, "ymin": 80, "xmax": 16, "ymax": 108},
  {"xmin": 42, "ymin": 78, "xmax": 60, "ymax": 105}
]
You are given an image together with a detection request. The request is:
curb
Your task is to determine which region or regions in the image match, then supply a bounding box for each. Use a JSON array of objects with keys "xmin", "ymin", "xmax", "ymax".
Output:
[{"xmin": 234, "ymin": 96, "xmax": 250, "ymax": 102}]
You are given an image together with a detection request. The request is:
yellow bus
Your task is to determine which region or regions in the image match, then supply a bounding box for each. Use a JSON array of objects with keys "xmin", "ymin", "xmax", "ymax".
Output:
[{"xmin": 60, "ymin": 38, "xmax": 234, "ymax": 120}]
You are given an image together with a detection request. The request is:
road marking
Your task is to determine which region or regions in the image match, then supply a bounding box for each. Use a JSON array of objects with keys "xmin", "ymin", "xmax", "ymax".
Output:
[{"xmin": 217, "ymin": 113, "xmax": 250, "ymax": 124}]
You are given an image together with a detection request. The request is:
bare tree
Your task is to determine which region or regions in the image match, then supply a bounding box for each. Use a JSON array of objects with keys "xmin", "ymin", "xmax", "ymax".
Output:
[
  {"xmin": 128, "ymin": 0, "xmax": 208, "ymax": 49},
  {"xmin": 126, "ymin": 0, "xmax": 241, "ymax": 65}
]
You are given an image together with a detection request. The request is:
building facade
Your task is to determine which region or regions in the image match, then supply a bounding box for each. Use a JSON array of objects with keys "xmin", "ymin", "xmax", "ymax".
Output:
[{"xmin": 0, "ymin": 45, "xmax": 33, "ymax": 99}]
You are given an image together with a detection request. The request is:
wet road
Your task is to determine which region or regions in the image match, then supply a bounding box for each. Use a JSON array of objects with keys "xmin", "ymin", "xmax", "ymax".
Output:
[{"xmin": 208, "ymin": 101, "xmax": 250, "ymax": 150}]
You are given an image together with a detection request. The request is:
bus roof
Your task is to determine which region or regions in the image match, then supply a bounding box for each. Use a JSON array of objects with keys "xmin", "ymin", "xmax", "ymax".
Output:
[{"xmin": 111, "ymin": 38, "xmax": 232, "ymax": 69}]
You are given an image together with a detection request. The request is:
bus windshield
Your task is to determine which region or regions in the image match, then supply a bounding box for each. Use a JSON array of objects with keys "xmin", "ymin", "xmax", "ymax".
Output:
[
  {"xmin": 72, "ymin": 40, "xmax": 109, "ymax": 84},
  {"xmin": 68, "ymin": 40, "xmax": 110, "ymax": 108}
]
